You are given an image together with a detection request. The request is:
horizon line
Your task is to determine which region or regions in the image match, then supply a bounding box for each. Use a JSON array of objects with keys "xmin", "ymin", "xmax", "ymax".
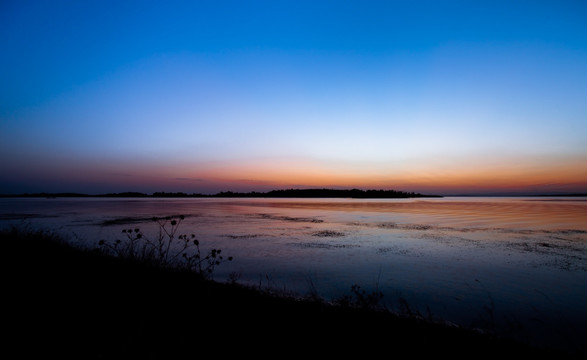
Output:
[{"xmin": 1, "ymin": 188, "xmax": 587, "ymax": 199}]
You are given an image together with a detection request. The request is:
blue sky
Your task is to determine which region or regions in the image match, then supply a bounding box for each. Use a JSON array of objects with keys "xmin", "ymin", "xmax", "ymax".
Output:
[{"xmin": 1, "ymin": 0, "xmax": 586, "ymax": 195}]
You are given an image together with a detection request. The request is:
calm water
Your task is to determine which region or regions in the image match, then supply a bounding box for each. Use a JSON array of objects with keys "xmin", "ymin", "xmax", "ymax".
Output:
[{"xmin": 1, "ymin": 196, "xmax": 586, "ymax": 353}]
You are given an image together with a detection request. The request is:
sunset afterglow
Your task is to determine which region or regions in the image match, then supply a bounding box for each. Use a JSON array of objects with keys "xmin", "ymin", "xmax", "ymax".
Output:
[{"xmin": 1, "ymin": 1, "xmax": 586, "ymax": 195}]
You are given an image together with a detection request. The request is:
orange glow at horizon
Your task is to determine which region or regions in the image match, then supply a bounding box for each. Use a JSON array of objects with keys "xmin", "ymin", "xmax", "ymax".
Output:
[
  {"xmin": 170, "ymin": 154, "xmax": 587, "ymax": 194},
  {"xmin": 7, "ymin": 148, "xmax": 584, "ymax": 195}
]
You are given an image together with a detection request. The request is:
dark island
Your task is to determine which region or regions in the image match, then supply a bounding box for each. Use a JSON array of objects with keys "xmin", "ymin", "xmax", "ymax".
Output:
[
  {"xmin": 207, "ymin": 188, "xmax": 441, "ymax": 198},
  {"xmin": 1, "ymin": 188, "xmax": 442, "ymax": 199}
]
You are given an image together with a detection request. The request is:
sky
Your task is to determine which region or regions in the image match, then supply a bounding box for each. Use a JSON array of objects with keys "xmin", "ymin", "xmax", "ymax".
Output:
[{"xmin": 1, "ymin": 0, "xmax": 586, "ymax": 195}]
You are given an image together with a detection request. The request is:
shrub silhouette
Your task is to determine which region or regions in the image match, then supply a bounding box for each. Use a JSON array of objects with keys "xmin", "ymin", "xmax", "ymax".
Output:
[{"xmin": 98, "ymin": 215, "xmax": 232, "ymax": 279}]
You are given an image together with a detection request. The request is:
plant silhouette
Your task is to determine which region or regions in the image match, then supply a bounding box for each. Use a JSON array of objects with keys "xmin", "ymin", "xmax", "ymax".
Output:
[{"xmin": 98, "ymin": 215, "xmax": 232, "ymax": 279}]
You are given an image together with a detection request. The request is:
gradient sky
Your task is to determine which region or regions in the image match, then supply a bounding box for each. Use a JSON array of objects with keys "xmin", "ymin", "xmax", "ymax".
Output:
[{"xmin": 1, "ymin": 0, "xmax": 586, "ymax": 195}]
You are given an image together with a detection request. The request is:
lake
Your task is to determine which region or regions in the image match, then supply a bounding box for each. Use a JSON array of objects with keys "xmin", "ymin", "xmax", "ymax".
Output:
[{"xmin": 1, "ymin": 196, "xmax": 586, "ymax": 353}]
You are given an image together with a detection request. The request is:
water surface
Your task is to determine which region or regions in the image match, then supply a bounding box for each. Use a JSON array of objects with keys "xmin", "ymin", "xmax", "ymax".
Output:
[{"xmin": 1, "ymin": 196, "xmax": 586, "ymax": 353}]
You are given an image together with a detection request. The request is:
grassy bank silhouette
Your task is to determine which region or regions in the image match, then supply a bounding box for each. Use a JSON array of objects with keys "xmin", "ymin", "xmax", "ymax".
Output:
[{"xmin": 3, "ymin": 226, "xmax": 580, "ymax": 359}]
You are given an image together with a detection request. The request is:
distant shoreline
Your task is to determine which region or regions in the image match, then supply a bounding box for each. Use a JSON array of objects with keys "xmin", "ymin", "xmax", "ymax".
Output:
[
  {"xmin": 2, "ymin": 188, "xmax": 587, "ymax": 199},
  {"xmin": 0, "ymin": 188, "xmax": 442, "ymax": 199}
]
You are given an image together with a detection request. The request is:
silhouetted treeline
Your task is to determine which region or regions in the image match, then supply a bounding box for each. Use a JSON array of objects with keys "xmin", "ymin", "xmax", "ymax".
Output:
[
  {"xmin": 0, "ymin": 188, "xmax": 441, "ymax": 198},
  {"xmin": 156, "ymin": 188, "xmax": 441, "ymax": 198},
  {"xmin": 144, "ymin": 188, "xmax": 439, "ymax": 198},
  {"xmin": 260, "ymin": 188, "xmax": 438, "ymax": 198}
]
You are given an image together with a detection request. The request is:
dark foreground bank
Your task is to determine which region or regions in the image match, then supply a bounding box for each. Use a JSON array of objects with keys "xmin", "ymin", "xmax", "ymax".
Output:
[{"xmin": 2, "ymin": 228, "xmax": 582, "ymax": 359}]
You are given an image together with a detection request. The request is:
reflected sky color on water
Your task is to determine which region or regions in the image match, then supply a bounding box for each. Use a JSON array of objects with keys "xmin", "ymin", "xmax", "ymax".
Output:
[{"xmin": 1, "ymin": 196, "xmax": 586, "ymax": 353}]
